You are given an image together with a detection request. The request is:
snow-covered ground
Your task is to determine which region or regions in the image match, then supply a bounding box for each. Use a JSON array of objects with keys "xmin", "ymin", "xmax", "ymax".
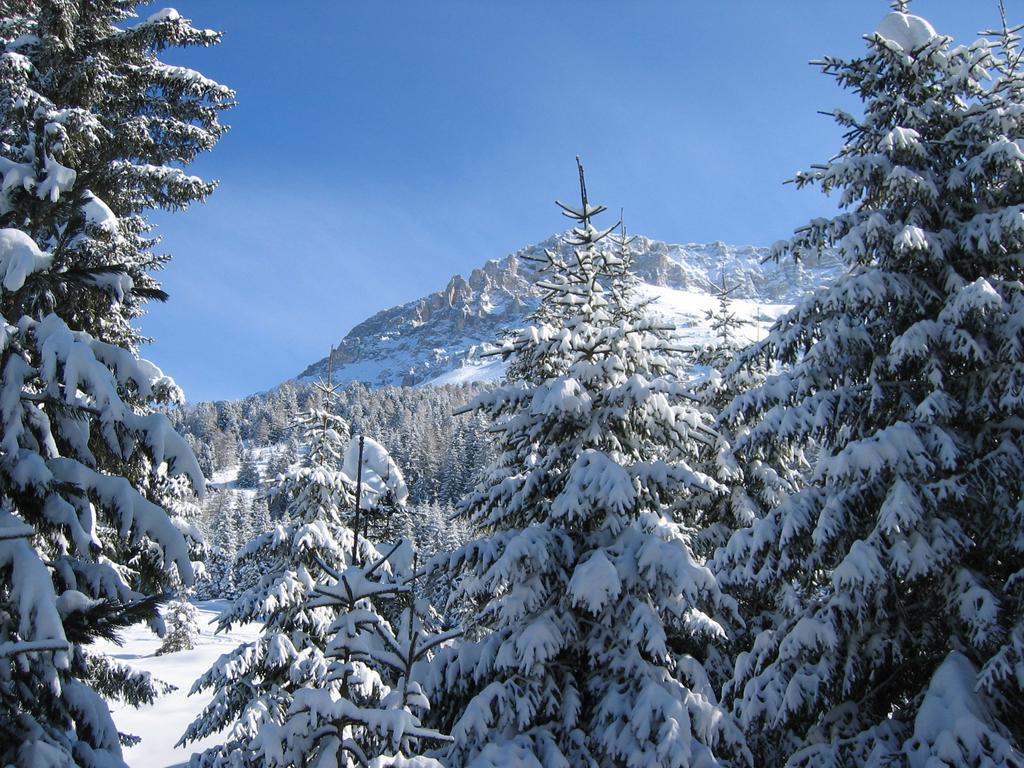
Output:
[
  {"xmin": 424, "ymin": 357, "xmax": 507, "ymax": 387},
  {"xmin": 95, "ymin": 601, "xmax": 260, "ymax": 768}
]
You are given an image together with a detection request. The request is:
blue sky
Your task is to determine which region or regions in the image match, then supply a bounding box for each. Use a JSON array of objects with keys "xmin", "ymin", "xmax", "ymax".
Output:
[{"xmin": 143, "ymin": 1, "xmax": 1002, "ymax": 402}]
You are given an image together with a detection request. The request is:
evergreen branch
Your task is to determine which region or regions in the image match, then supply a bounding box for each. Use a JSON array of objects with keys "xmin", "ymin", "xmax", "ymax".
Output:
[
  {"xmin": 364, "ymin": 539, "xmax": 404, "ymax": 579},
  {"xmin": 0, "ymin": 638, "xmax": 70, "ymax": 656},
  {"xmin": 312, "ymin": 552, "xmax": 343, "ymax": 581},
  {"xmin": 411, "ymin": 626, "xmax": 463, "ymax": 657},
  {"xmin": 0, "ymin": 523, "xmax": 36, "ymax": 541}
]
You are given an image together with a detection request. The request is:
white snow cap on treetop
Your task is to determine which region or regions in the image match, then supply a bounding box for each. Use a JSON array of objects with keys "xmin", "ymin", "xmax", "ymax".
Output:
[
  {"xmin": 343, "ymin": 434, "xmax": 409, "ymax": 507},
  {"xmin": 876, "ymin": 12, "xmax": 938, "ymax": 52}
]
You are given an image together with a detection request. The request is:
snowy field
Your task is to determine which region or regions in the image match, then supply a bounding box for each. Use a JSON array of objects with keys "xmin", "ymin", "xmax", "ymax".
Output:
[{"xmin": 95, "ymin": 601, "xmax": 260, "ymax": 768}]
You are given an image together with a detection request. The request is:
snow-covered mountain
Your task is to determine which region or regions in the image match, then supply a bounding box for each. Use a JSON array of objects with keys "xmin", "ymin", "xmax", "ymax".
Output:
[{"xmin": 297, "ymin": 235, "xmax": 842, "ymax": 388}]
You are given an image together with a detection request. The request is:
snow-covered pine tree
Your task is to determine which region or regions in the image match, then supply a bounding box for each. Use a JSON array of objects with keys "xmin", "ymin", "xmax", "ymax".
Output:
[
  {"xmin": 267, "ymin": 438, "xmax": 300, "ymax": 518},
  {"xmin": 193, "ymin": 491, "xmax": 240, "ymax": 598},
  {"xmin": 254, "ymin": 544, "xmax": 454, "ymax": 767},
  {"xmin": 426, "ymin": 159, "xmax": 748, "ymax": 767},
  {"xmin": 152, "ymin": 471, "xmax": 207, "ymax": 583},
  {"xmin": 268, "ymin": 384, "xmax": 301, "ymax": 443},
  {"xmin": 157, "ymin": 599, "xmax": 200, "ymax": 656},
  {"xmin": 230, "ymin": 494, "xmax": 272, "ymax": 597},
  {"xmin": 965, "ymin": 10, "xmax": 1024, "ymax": 759},
  {"xmin": 229, "ymin": 492, "xmax": 267, "ymax": 595},
  {"xmin": 230, "ymin": 492, "xmax": 255, "ymax": 551},
  {"xmin": 718, "ymin": 7, "xmax": 1024, "ymax": 765},
  {"xmin": 0, "ymin": 3, "xmax": 231, "ymax": 348},
  {"xmin": 251, "ymin": 493, "xmax": 272, "ymax": 535},
  {"xmin": 0, "ymin": 3, "xmax": 229, "ymax": 766},
  {"xmin": 182, "ymin": 375, "xmax": 369, "ymax": 767},
  {"xmin": 411, "ymin": 502, "xmax": 464, "ymax": 563},
  {"xmin": 268, "ymin": 440, "xmax": 299, "ymax": 480},
  {"xmin": 188, "ymin": 432, "xmax": 217, "ymax": 478},
  {"xmin": 687, "ymin": 268, "xmax": 798, "ymax": 566},
  {"xmin": 236, "ymin": 450, "xmax": 262, "ymax": 489},
  {"xmin": 700, "ymin": 274, "xmax": 749, "ymax": 372},
  {"xmin": 371, "ymin": 489, "xmax": 415, "ymax": 547}
]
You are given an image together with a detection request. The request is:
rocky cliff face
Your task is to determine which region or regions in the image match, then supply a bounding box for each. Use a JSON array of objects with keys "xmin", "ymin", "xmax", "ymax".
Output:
[
  {"xmin": 629, "ymin": 237, "xmax": 837, "ymax": 302},
  {"xmin": 296, "ymin": 234, "xmax": 840, "ymax": 388}
]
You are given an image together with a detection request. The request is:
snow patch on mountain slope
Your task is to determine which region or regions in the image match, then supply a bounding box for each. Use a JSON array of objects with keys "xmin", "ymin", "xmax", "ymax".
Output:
[
  {"xmin": 640, "ymin": 284, "xmax": 791, "ymax": 346},
  {"xmin": 425, "ymin": 358, "xmax": 507, "ymax": 387}
]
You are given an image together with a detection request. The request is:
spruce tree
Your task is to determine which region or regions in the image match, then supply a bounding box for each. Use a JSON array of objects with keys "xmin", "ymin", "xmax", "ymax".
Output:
[
  {"xmin": 157, "ymin": 599, "xmax": 200, "ymax": 656},
  {"xmin": 718, "ymin": 7, "xmax": 1024, "ymax": 765},
  {"xmin": 0, "ymin": 3, "xmax": 229, "ymax": 765},
  {"xmin": 230, "ymin": 492, "xmax": 255, "ymax": 549},
  {"xmin": 427, "ymin": 160, "xmax": 748, "ymax": 767},
  {"xmin": 698, "ymin": 274, "xmax": 749, "ymax": 373},
  {"xmin": 232, "ymin": 494, "xmax": 273, "ymax": 595},
  {"xmin": 182, "ymin": 388, "xmax": 366, "ymax": 766},
  {"xmin": 689, "ymin": 270, "xmax": 797, "ymax": 566},
  {"xmin": 193, "ymin": 491, "xmax": 238, "ymax": 599},
  {"xmin": 345, "ymin": 434, "xmax": 413, "ymax": 548},
  {"xmin": 256, "ymin": 544, "xmax": 453, "ymax": 767},
  {"xmin": 236, "ymin": 450, "xmax": 262, "ymax": 489},
  {"xmin": 187, "ymin": 363, "xmax": 446, "ymax": 766},
  {"xmin": 0, "ymin": 2, "xmax": 231, "ymax": 347}
]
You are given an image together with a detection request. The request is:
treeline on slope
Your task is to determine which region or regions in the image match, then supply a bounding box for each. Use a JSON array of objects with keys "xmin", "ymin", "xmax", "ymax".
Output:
[
  {"xmin": 171, "ymin": 381, "xmax": 493, "ymax": 508},
  {"xmin": 170, "ymin": 382, "xmax": 490, "ymax": 598}
]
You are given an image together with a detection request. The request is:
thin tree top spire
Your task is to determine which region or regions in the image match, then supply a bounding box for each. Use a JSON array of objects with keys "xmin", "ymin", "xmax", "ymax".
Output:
[
  {"xmin": 555, "ymin": 155, "xmax": 607, "ymax": 227},
  {"xmin": 312, "ymin": 345, "xmax": 341, "ymax": 406},
  {"xmin": 576, "ymin": 155, "xmax": 589, "ymax": 219},
  {"xmin": 989, "ymin": 0, "xmax": 1024, "ymax": 71},
  {"xmin": 609, "ymin": 208, "xmax": 636, "ymax": 258}
]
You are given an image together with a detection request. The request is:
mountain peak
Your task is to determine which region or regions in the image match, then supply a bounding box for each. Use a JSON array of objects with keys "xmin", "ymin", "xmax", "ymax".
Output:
[{"xmin": 296, "ymin": 233, "xmax": 839, "ymax": 389}]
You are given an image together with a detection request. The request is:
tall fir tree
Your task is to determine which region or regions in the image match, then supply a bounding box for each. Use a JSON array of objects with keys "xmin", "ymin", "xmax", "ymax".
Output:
[
  {"xmin": 0, "ymin": 3, "xmax": 229, "ymax": 766},
  {"xmin": 0, "ymin": 2, "xmax": 231, "ymax": 348},
  {"xmin": 718, "ymin": 7, "xmax": 1024, "ymax": 765},
  {"xmin": 182, "ymin": 380, "xmax": 367, "ymax": 766},
  {"xmin": 426, "ymin": 160, "xmax": 748, "ymax": 767}
]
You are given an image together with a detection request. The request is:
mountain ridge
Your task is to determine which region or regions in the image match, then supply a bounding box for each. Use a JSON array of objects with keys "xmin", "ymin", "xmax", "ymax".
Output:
[{"xmin": 296, "ymin": 233, "xmax": 841, "ymax": 389}]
